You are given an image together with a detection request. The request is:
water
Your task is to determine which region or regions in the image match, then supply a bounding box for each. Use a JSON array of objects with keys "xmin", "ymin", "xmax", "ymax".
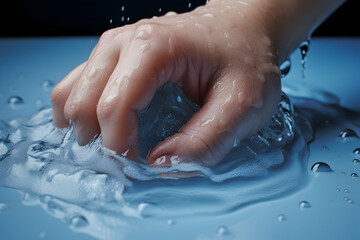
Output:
[
  {"xmin": 7, "ymin": 96, "xmax": 24, "ymax": 109},
  {"xmin": 1, "ymin": 80, "xmax": 360, "ymax": 239},
  {"xmin": 299, "ymin": 40, "xmax": 310, "ymax": 79},
  {"xmin": 339, "ymin": 129, "xmax": 358, "ymax": 138},
  {"xmin": 280, "ymin": 59, "xmax": 291, "ymax": 78}
]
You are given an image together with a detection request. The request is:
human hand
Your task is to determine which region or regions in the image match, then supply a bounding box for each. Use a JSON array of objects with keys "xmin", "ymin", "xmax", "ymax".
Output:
[{"xmin": 51, "ymin": 0, "xmax": 295, "ymax": 167}]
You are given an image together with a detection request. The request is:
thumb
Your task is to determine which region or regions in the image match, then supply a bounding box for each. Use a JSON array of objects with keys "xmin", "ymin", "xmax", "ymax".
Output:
[{"xmin": 147, "ymin": 70, "xmax": 280, "ymax": 167}]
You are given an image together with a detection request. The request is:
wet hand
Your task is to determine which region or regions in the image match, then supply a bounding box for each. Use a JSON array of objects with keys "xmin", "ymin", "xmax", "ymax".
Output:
[{"xmin": 51, "ymin": 0, "xmax": 281, "ymax": 167}]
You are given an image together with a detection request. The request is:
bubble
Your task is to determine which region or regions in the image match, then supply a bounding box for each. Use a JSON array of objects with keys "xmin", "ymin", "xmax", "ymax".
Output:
[
  {"xmin": 351, "ymin": 173, "xmax": 358, "ymax": 177},
  {"xmin": 280, "ymin": 59, "xmax": 291, "ymax": 78},
  {"xmin": 354, "ymin": 148, "xmax": 360, "ymax": 154},
  {"xmin": 353, "ymin": 159, "xmax": 360, "ymax": 164},
  {"xmin": 299, "ymin": 201, "xmax": 311, "ymax": 210},
  {"xmin": 217, "ymin": 226, "xmax": 230, "ymax": 236},
  {"xmin": 311, "ymin": 162, "xmax": 332, "ymax": 173},
  {"xmin": 127, "ymin": 17, "xmax": 130, "ymax": 22},
  {"xmin": 41, "ymin": 79, "xmax": 54, "ymax": 91},
  {"xmin": 167, "ymin": 219, "xmax": 176, "ymax": 226},
  {"xmin": 70, "ymin": 215, "xmax": 88, "ymax": 228},
  {"xmin": 277, "ymin": 214, "xmax": 287, "ymax": 222},
  {"xmin": 7, "ymin": 96, "xmax": 24, "ymax": 109},
  {"xmin": 339, "ymin": 129, "xmax": 358, "ymax": 138}
]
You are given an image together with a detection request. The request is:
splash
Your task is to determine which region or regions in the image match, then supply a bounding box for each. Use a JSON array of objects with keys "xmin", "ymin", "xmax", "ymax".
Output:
[{"xmin": 0, "ymin": 83, "xmax": 311, "ymax": 239}]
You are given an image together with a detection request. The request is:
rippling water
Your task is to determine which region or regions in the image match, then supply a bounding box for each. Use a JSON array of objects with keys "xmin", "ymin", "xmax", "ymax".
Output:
[{"xmin": 3, "ymin": 82, "xmax": 357, "ymax": 239}]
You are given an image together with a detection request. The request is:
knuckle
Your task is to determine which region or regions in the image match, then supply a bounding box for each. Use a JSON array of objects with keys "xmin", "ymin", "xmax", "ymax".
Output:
[
  {"xmin": 96, "ymin": 99, "xmax": 117, "ymax": 121},
  {"xmin": 64, "ymin": 101, "xmax": 84, "ymax": 121},
  {"xmin": 98, "ymin": 29, "xmax": 116, "ymax": 45},
  {"xmin": 50, "ymin": 84, "xmax": 67, "ymax": 106}
]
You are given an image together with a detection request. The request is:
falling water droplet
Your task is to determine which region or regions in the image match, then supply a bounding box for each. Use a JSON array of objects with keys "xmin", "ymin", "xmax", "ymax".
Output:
[
  {"xmin": 7, "ymin": 96, "xmax": 24, "ymax": 109},
  {"xmin": 311, "ymin": 162, "xmax": 332, "ymax": 172},
  {"xmin": 167, "ymin": 219, "xmax": 176, "ymax": 226},
  {"xmin": 280, "ymin": 59, "xmax": 291, "ymax": 78},
  {"xmin": 351, "ymin": 173, "xmax": 358, "ymax": 177},
  {"xmin": 353, "ymin": 159, "xmax": 360, "ymax": 164},
  {"xmin": 299, "ymin": 201, "xmax": 311, "ymax": 210},
  {"xmin": 188, "ymin": 3, "xmax": 192, "ymax": 8},
  {"xmin": 336, "ymin": 188, "xmax": 341, "ymax": 192},
  {"xmin": 354, "ymin": 148, "xmax": 360, "ymax": 154},
  {"xmin": 159, "ymin": 8, "xmax": 162, "ymax": 12},
  {"xmin": 299, "ymin": 40, "xmax": 310, "ymax": 79},
  {"xmin": 217, "ymin": 226, "xmax": 230, "ymax": 236},
  {"xmin": 109, "ymin": 19, "xmax": 113, "ymax": 24},
  {"xmin": 339, "ymin": 129, "xmax": 358, "ymax": 138},
  {"xmin": 70, "ymin": 215, "xmax": 88, "ymax": 228},
  {"xmin": 277, "ymin": 214, "xmax": 287, "ymax": 222},
  {"xmin": 41, "ymin": 79, "xmax": 54, "ymax": 91},
  {"xmin": 121, "ymin": 16, "xmax": 125, "ymax": 22},
  {"xmin": 121, "ymin": 6, "xmax": 125, "ymax": 12},
  {"xmin": 127, "ymin": 17, "xmax": 130, "ymax": 22}
]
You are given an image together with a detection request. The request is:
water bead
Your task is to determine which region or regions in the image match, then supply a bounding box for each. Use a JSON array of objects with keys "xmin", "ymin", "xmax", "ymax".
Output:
[
  {"xmin": 217, "ymin": 226, "xmax": 230, "ymax": 236},
  {"xmin": 353, "ymin": 159, "xmax": 360, "ymax": 164},
  {"xmin": 311, "ymin": 162, "xmax": 332, "ymax": 172},
  {"xmin": 351, "ymin": 173, "xmax": 358, "ymax": 177},
  {"xmin": 344, "ymin": 189, "xmax": 350, "ymax": 193},
  {"xmin": 354, "ymin": 148, "xmax": 360, "ymax": 154},
  {"xmin": 41, "ymin": 79, "xmax": 54, "ymax": 91},
  {"xmin": 339, "ymin": 129, "xmax": 358, "ymax": 138},
  {"xmin": 7, "ymin": 96, "xmax": 24, "ymax": 109},
  {"xmin": 299, "ymin": 201, "xmax": 311, "ymax": 210},
  {"xmin": 277, "ymin": 214, "xmax": 287, "ymax": 222},
  {"xmin": 348, "ymin": 199, "xmax": 354, "ymax": 204},
  {"xmin": 70, "ymin": 215, "xmax": 88, "ymax": 228},
  {"xmin": 167, "ymin": 219, "xmax": 176, "ymax": 226},
  {"xmin": 280, "ymin": 59, "xmax": 291, "ymax": 78}
]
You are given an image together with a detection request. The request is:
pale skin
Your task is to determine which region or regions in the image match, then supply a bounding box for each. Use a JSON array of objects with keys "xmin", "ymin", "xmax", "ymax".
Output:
[{"xmin": 51, "ymin": 0, "xmax": 346, "ymax": 167}]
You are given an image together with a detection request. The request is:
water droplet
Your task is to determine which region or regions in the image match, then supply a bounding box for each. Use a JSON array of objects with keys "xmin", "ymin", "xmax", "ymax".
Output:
[
  {"xmin": 159, "ymin": 8, "xmax": 162, "ymax": 12},
  {"xmin": 311, "ymin": 162, "xmax": 332, "ymax": 172},
  {"xmin": 348, "ymin": 199, "xmax": 354, "ymax": 204},
  {"xmin": 339, "ymin": 129, "xmax": 358, "ymax": 138},
  {"xmin": 299, "ymin": 40, "xmax": 310, "ymax": 78},
  {"xmin": 344, "ymin": 197, "xmax": 349, "ymax": 201},
  {"xmin": 280, "ymin": 59, "xmax": 291, "ymax": 78},
  {"xmin": 121, "ymin": 6, "xmax": 125, "ymax": 11},
  {"xmin": 344, "ymin": 189, "xmax": 350, "ymax": 193},
  {"xmin": 188, "ymin": 3, "xmax": 192, "ymax": 8},
  {"xmin": 0, "ymin": 203, "xmax": 8, "ymax": 213},
  {"xmin": 121, "ymin": 16, "xmax": 125, "ymax": 22},
  {"xmin": 109, "ymin": 19, "xmax": 113, "ymax": 24},
  {"xmin": 70, "ymin": 215, "xmax": 88, "ymax": 228},
  {"xmin": 167, "ymin": 219, "xmax": 176, "ymax": 225},
  {"xmin": 336, "ymin": 188, "xmax": 341, "ymax": 192},
  {"xmin": 127, "ymin": 17, "xmax": 130, "ymax": 22},
  {"xmin": 354, "ymin": 148, "xmax": 360, "ymax": 154},
  {"xmin": 353, "ymin": 159, "xmax": 360, "ymax": 164},
  {"xmin": 299, "ymin": 201, "xmax": 311, "ymax": 210},
  {"xmin": 7, "ymin": 96, "xmax": 24, "ymax": 109},
  {"xmin": 41, "ymin": 79, "xmax": 54, "ymax": 91},
  {"xmin": 217, "ymin": 226, "xmax": 230, "ymax": 236},
  {"xmin": 277, "ymin": 214, "xmax": 287, "ymax": 222},
  {"xmin": 351, "ymin": 173, "xmax": 358, "ymax": 177}
]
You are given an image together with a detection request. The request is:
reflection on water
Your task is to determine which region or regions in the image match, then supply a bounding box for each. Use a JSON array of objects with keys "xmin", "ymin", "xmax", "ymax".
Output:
[{"xmin": 1, "ymin": 82, "xmax": 359, "ymax": 239}]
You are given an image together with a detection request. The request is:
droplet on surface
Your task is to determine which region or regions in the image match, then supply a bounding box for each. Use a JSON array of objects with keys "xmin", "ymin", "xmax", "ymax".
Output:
[
  {"xmin": 167, "ymin": 219, "xmax": 176, "ymax": 226},
  {"xmin": 344, "ymin": 197, "xmax": 349, "ymax": 201},
  {"xmin": 354, "ymin": 148, "xmax": 360, "ymax": 154},
  {"xmin": 339, "ymin": 129, "xmax": 358, "ymax": 138},
  {"xmin": 280, "ymin": 59, "xmax": 291, "ymax": 78},
  {"xmin": 344, "ymin": 189, "xmax": 350, "ymax": 193},
  {"xmin": 217, "ymin": 226, "xmax": 230, "ymax": 236},
  {"xmin": 311, "ymin": 162, "xmax": 332, "ymax": 173},
  {"xmin": 299, "ymin": 201, "xmax": 311, "ymax": 210},
  {"xmin": 277, "ymin": 214, "xmax": 287, "ymax": 222},
  {"xmin": 7, "ymin": 96, "xmax": 24, "ymax": 109},
  {"xmin": 41, "ymin": 79, "xmax": 54, "ymax": 91},
  {"xmin": 0, "ymin": 203, "xmax": 8, "ymax": 213},
  {"xmin": 353, "ymin": 159, "xmax": 360, "ymax": 164},
  {"xmin": 348, "ymin": 199, "xmax": 354, "ymax": 204},
  {"xmin": 336, "ymin": 188, "xmax": 341, "ymax": 192},
  {"xmin": 351, "ymin": 173, "xmax": 358, "ymax": 177},
  {"xmin": 70, "ymin": 215, "xmax": 88, "ymax": 228}
]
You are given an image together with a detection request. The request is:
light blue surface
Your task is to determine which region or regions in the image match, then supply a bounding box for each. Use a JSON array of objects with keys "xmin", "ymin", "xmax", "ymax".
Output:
[{"xmin": 0, "ymin": 37, "xmax": 360, "ymax": 240}]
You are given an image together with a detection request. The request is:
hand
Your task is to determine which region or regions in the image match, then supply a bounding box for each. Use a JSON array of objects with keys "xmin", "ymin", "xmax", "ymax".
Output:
[{"xmin": 51, "ymin": 1, "xmax": 288, "ymax": 167}]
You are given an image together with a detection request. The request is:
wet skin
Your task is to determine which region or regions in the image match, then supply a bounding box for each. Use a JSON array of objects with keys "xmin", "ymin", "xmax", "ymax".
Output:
[{"xmin": 51, "ymin": 0, "xmax": 345, "ymax": 167}]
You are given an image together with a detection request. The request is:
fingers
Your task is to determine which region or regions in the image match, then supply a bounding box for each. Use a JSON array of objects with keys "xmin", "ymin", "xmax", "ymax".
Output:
[
  {"xmin": 97, "ymin": 25, "xmax": 185, "ymax": 157},
  {"xmin": 51, "ymin": 62, "xmax": 86, "ymax": 128},
  {"xmin": 63, "ymin": 30, "xmax": 122, "ymax": 145},
  {"xmin": 148, "ymin": 69, "xmax": 281, "ymax": 167}
]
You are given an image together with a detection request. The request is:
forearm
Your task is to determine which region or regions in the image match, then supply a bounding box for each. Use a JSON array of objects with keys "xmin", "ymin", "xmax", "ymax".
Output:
[{"xmin": 207, "ymin": 0, "xmax": 346, "ymax": 64}]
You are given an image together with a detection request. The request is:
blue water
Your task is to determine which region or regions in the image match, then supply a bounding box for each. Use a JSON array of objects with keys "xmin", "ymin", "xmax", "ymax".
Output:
[{"xmin": 0, "ymin": 38, "xmax": 360, "ymax": 240}]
